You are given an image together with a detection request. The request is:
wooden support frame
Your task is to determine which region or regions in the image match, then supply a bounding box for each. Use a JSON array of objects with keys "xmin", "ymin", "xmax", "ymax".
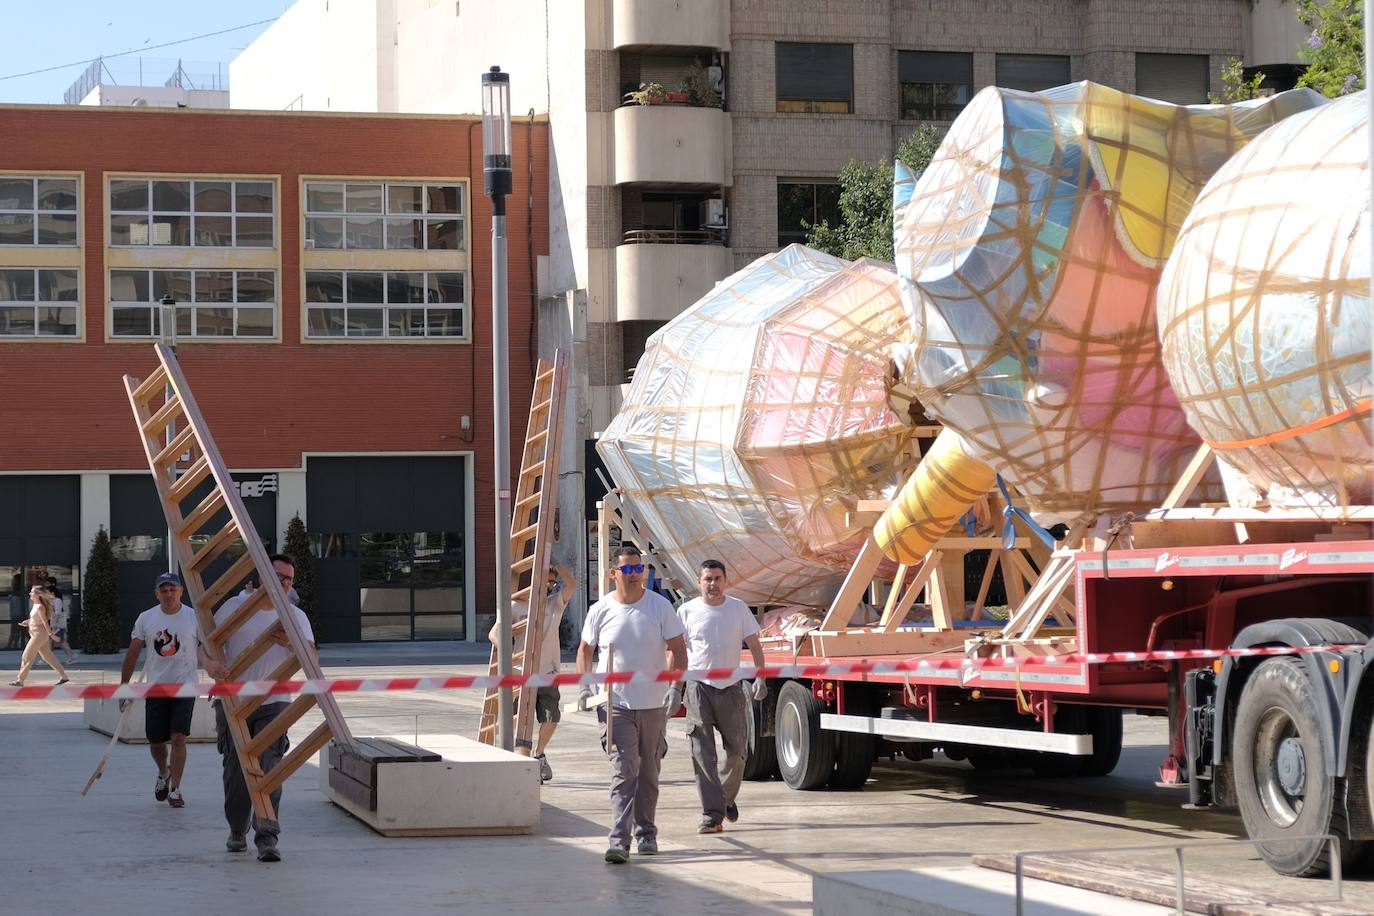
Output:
[{"xmin": 124, "ymin": 343, "xmax": 352, "ymax": 825}]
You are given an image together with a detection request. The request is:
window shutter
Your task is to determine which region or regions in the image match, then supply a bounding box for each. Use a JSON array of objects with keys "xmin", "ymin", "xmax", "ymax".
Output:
[
  {"xmin": 1136, "ymin": 54, "xmax": 1209, "ymax": 104},
  {"xmin": 899, "ymin": 51, "xmax": 973, "ymax": 86},
  {"xmin": 776, "ymin": 43, "xmax": 854, "ymax": 102},
  {"xmin": 995, "ymin": 54, "xmax": 1071, "ymax": 92}
]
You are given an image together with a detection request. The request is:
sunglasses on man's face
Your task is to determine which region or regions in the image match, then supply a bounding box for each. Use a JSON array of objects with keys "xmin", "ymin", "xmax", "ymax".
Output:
[{"xmin": 617, "ymin": 563, "xmax": 646, "ymax": 575}]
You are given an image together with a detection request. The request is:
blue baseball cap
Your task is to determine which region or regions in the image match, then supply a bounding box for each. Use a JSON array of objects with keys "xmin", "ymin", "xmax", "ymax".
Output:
[{"xmin": 154, "ymin": 572, "xmax": 183, "ymax": 588}]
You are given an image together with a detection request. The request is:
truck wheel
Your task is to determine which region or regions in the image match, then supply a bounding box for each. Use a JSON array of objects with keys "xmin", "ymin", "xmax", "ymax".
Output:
[
  {"xmin": 743, "ymin": 682, "xmax": 778, "ymax": 781},
  {"xmin": 829, "ymin": 688, "xmax": 875, "ymax": 790},
  {"xmin": 1234, "ymin": 656, "xmax": 1366, "ymax": 876},
  {"xmin": 1029, "ymin": 705, "xmax": 1088, "ymax": 778},
  {"xmin": 776, "ymin": 680, "xmax": 835, "ymax": 790},
  {"xmin": 1078, "ymin": 707, "xmax": 1124, "ymax": 777}
]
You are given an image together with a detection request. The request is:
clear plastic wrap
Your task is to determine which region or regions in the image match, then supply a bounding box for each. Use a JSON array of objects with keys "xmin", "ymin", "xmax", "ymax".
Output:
[
  {"xmin": 893, "ymin": 82, "xmax": 1325, "ymax": 518},
  {"xmin": 1157, "ymin": 91, "xmax": 1370, "ymax": 508},
  {"xmin": 598, "ymin": 246, "xmax": 919, "ymax": 606}
]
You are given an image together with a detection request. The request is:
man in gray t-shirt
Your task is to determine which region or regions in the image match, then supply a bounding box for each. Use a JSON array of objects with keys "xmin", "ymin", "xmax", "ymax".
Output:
[{"xmin": 577, "ymin": 546, "xmax": 686, "ymax": 863}]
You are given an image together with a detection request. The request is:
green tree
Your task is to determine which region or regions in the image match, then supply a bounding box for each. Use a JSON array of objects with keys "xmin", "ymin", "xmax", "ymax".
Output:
[
  {"xmin": 806, "ymin": 123, "xmax": 946, "ymax": 262},
  {"xmin": 80, "ymin": 528, "xmax": 120, "ymax": 654},
  {"xmin": 1209, "ymin": 56, "xmax": 1266, "ymax": 103},
  {"xmin": 282, "ymin": 513, "xmax": 317, "ymax": 630},
  {"xmin": 1296, "ymin": 0, "xmax": 1364, "ymax": 97}
]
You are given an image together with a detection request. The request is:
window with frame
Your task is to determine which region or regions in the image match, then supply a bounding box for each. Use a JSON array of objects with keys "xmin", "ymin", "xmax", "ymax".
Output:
[
  {"xmin": 305, "ymin": 270, "xmax": 466, "ymax": 339},
  {"xmin": 775, "ymin": 42, "xmax": 854, "ymax": 114},
  {"xmin": 995, "ymin": 54, "xmax": 1071, "ymax": 92},
  {"xmin": 0, "ymin": 176, "xmax": 78, "ymax": 246},
  {"xmin": 0, "ymin": 268, "xmax": 78, "ymax": 337},
  {"xmin": 1136, "ymin": 53, "xmax": 1209, "ymax": 104},
  {"xmin": 109, "ymin": 269, "xmax": 276, "ymax": 338},
  {"xmin": 899, "ymin": 51, "xmax": 974, "ymax": 121},
  {"xmin": 777, "ymin": 181, "xmax": 840, "ymax": 247},
  {"xmin": 304, "ymin": 182, "xmax": 464, "ymax": 251},
  {"xmin": 109, "ymin": 178, "xmax": 274, "ymax": 248}
]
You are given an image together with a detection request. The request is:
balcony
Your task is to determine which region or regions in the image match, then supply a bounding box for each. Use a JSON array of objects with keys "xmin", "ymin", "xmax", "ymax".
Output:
[
  {"xmin": 614, "ymin": 104, "xmax": 730, "ymax": 186},
  {"xmin": 612, "ymin": 0, "xmax": 728, "ymax": 51},
  {"xmin": 615, "ymin": 237, "xmax": 733, "ymax": 322}
]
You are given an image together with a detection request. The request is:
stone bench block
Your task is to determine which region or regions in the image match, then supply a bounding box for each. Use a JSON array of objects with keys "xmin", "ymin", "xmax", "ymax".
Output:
[
  {"xmin": 320, "ymin": 732, "xmax": 540, "ymax": 837},
  {"xmin": 84, "ymin": 697, "xmax": 218, "ymax": 744}
]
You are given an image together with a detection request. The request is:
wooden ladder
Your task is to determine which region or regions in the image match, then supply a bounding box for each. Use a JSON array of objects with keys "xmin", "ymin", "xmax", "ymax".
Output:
[
  {"xmin": 123, "ymin": 343, "xmax": 353, "ymax": 824},
  {"xmin": 477, "ymin": 351, "xmax": 569, "ymax": 750}
]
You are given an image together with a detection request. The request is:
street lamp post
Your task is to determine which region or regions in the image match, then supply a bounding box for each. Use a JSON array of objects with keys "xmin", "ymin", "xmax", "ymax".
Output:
[
  {"xmin": 482, "ymin": 65, "xmax": 516, "ymax": 753},
  {"xmin": 159, "ymin": 294, "xmax": 178, "ymax": 575}
]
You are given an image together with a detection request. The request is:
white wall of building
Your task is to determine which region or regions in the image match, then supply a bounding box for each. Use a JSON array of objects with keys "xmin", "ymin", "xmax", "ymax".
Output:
[
  {"xmin": 230, "ymin": 0, "xmax": 397, "ymax": 112},
  {"xmin": 81, "ymin": 85, "xmax": 230, "ymax": 108}
]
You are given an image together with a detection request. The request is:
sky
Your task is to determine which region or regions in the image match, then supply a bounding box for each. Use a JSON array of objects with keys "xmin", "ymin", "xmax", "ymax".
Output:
[{"xmin": 0, "ymin": 1, "xmax": 293, "ymax": 104}]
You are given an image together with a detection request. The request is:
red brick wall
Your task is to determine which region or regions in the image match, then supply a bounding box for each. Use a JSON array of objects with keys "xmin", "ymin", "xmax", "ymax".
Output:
[{"xmin": 0, "ymin": 105, "xmax": 550, "ymax": 613}]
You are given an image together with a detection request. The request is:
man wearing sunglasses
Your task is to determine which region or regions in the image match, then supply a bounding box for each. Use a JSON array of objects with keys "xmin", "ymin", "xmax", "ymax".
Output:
[
  {"xmin": 677, "ymin": 559, "xmax": 766, "ymax": 834},
  {"xmin": 576, "ymin": 545, "xmax": 687, "ymax": 864}
]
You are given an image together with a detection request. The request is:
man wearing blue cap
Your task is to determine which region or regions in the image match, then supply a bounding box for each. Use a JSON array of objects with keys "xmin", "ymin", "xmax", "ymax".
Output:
[{"xmin": 120, "ymin": 571, "xmax": 202, "ymax": 809}]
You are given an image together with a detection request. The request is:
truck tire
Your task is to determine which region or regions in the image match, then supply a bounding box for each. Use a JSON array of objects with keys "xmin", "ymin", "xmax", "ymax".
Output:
[
  {"xmin": 743, "ymin": 682, "xmax": 778, "ymax": 781},
  {"xmin": 1233, "ymin": 656, "xmax": 1367, "ymax": 876},
  {"xmin": 1078, "ymin": 706, "xmax": 1124, "ymax": 777},
  {"xmin": 829, "ymin": 688, "xmax": 875, "ymax": 790},
  {"xmin": 776, "ymin": 680, "xmax": 835, "ymax": 790},
  {"xmin": 1027, "ymin": 706, "xmax": 1123, "ymax": 778}
]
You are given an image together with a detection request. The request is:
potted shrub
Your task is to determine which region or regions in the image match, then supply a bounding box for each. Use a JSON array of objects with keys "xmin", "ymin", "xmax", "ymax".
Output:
[{"xmin": 627, "ymin": 81, "xmax": 666, "ymax": 105}]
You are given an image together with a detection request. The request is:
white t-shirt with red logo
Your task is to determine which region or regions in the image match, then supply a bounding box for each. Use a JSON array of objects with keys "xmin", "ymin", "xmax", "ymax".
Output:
[{"xmin": 131, "ymin": 604, "xmax": 201, "ymax": 684}]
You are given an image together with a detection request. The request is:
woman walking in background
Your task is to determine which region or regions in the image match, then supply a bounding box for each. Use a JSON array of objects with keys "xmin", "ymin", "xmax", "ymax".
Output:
[
  {"xmin": 10, "ymin": 585, "xmax": 69, "ymax": 686},
  {"xmin": 46, "ymin": 579, "xmax": 77, "ymax": 664}
]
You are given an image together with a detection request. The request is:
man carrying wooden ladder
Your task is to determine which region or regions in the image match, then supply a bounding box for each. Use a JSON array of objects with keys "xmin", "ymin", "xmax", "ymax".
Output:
[{"xmin": 205, "ymin": 555, "xmax": 316, "ymax": 863}]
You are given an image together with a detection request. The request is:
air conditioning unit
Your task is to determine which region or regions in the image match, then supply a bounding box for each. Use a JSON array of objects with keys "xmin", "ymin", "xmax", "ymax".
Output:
[{"xmin": 700, "ymin": 198, "xmax": 727, "ymax": 228}]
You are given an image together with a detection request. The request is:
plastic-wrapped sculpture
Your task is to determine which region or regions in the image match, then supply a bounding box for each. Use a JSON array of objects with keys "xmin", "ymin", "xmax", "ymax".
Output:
[
  {"xmin": 597, "ymin": 246, "xmax": 919, "ymax": 606},
  {"xmin": 886, "ymin": 81, "xmax": 1326, "ymax": 544},
  {"xmin": 1157, "ymin": 92, "xmax": 1370, "ymax": 509}
]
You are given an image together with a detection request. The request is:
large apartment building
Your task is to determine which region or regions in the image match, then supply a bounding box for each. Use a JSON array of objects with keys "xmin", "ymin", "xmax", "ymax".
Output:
[
  {"xmin": 0, "ymin": 104, "xmax": 547, "ymax": 643},
  {"xmin": 227, "ymin": 0, "xmax": 1307, "ymax": 628}
]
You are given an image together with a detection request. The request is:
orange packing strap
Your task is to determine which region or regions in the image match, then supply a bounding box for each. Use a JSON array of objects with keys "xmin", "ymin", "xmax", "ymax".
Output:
[{"xmin": 1204, "ymin": 399, "xmax": 1372, "ymax": 451}]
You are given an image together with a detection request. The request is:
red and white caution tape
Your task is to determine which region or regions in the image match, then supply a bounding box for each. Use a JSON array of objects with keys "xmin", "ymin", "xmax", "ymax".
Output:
[{"xmin": 1, "ymin": 643, "xmax": 1365, "ymax": 702}]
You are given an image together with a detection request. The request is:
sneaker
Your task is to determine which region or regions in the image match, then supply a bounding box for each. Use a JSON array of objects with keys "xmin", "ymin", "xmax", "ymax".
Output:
[
  {"xmin": 226, "ymin": 833, "xmax": 247, "ymax": 853},
  {"xmin": 167, "ymin": 787, "xmax": 185, "ymax": 809},
  {"xmin": 536, "ymin": 753, "xmax": 553, "ymax": 783},
  {"xmin": 697, "ymin": 817, "xmax": 723, "ymax": 834},
  {"xmin": 637, "ymin": 840, "xmax": 658, "ymax": 856},
  {"xmin": 154, "ymin": 772, "xmax": 170, "ymax": 802},
  {"xmin": 725, "ymin": 802, "xmax": 739, "ymax": 823},
  {"xmin": 257, "ymin": 845, "xmax": 282, "ymax": 863},
  {"xmin": 604, "ymin": 847, "xmax": 629, "ymax": 864}
]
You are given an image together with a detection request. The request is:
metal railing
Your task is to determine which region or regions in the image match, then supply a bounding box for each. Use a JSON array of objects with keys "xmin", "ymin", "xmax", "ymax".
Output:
[
  {"xmin": 1013, "ymin": 835, "xmax": 1343, "ymax": 916},
  {"xmin": 63, "ymin": 56, "xmax": 228, "ymax": 104},
  {"xmin": 622, "ymin": 228, "xmax": 725, "ymax": 246}
]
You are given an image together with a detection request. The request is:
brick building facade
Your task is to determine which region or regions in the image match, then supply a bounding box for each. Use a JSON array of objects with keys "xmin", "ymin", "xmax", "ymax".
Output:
[{"xmin": 0, "ymin": 104, "xmax": 548, "ymax": 643}]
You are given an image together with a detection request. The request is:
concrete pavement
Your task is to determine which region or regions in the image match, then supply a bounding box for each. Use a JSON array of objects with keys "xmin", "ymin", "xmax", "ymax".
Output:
[{"xmin": 2, "ymin": 647, "xmax": 1368, "ymax": 915}]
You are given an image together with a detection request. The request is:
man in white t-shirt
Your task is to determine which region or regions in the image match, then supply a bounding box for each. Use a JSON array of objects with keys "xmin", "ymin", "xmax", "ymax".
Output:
[
  {"xmin": 490, "ymin": 562, "xmax": 575, "ymax": 783},
  {"xmin": 677, "ymin": 559, "xmax": 766, "ymax": 833},
  {"xmin": 204, "ymin": 554, "xmax": 315, "ymax": 864},
  {"xmin": 119, "ymin": 572, "xmax": 203, "ymax": 810},
  {"xmin": 576, "ymin": 545, "xmax": 687, "ymax": 864}
]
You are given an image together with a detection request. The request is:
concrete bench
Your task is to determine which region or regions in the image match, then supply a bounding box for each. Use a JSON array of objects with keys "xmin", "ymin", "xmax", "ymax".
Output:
[
  {"xmin": 813, "ymin": 866, "xmax": 1169, "ymax": 916},
  {"xmin": 84, "ymin": 697, "xmax": 217, "ymax": 744},
  {"xmin": 319, "ymin": 732, "xmax": 540, "ymax": 837}
]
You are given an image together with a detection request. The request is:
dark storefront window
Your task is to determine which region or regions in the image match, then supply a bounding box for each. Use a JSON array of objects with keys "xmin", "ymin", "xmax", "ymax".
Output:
[
  {"xmin": 308, "ymin": 456, "xmax": 467, "ymax": 642},
  {"xmin": 0, "ymin": 476, "xmax": 80, "ymax": 648}
]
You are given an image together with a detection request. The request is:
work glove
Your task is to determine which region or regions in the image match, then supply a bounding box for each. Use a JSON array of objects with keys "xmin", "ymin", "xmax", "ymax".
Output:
[
  {"xmin": 751, "ymin": 679, "xmax": 768, "ymax": 701},
  {"xmin": 664, "ymin": 682, "xmax": 684, "ymax": 713},
  {"xmin": 577, "ymin": 684, "xmax": 594, "ymax": 711}
]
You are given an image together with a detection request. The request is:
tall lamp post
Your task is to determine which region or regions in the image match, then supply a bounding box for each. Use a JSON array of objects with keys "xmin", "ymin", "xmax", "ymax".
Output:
[
  {"xmin": 159, "ymin": 293, "xmax": 178, "ymax": 575},
  {"xmin": 482, "ymin": 65, "xmax": 516, "ymax": 752}
]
